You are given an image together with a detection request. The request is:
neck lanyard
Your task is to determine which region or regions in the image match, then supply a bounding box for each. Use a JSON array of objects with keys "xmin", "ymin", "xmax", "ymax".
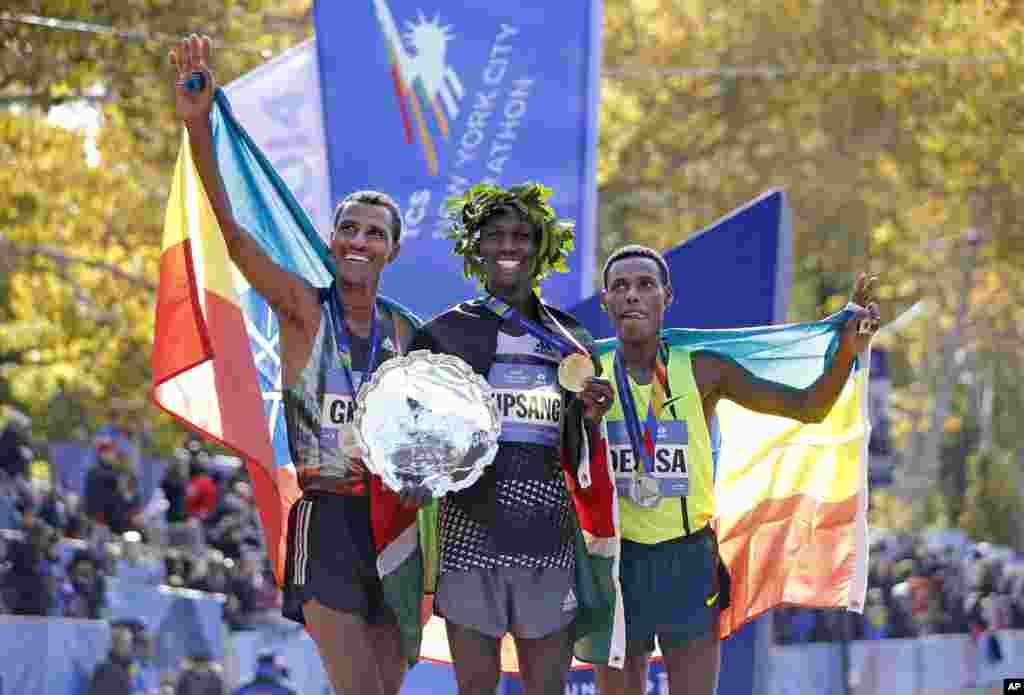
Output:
[
  {"xmin": 613, "ymin": 343, "xmax": 672, "ymax": 476},
  {"xmin": 480, "ymin": 294, "xmax": 588, "ymax": 357},
  {"xmin": 328, "ymin": 288, "xmax": 381, "ymax": 396}
]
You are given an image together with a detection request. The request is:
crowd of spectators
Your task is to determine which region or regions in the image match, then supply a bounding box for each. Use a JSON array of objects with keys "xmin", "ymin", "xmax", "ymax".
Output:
[
  {"xmin": 86, "ymin": 620, "xmax": 294, "ymax": 695},
  {"xmin": 0, "ymin": 410, "xmax": 292, "ymax": 693},
  {"xmin": 0, "ymin": 424, "xmax": 280, "ymax": 630},
  {"xmin": 5, "ymin": 404, "xmax": 1023, "ymax": 688},
  {"xmin": 775, "ymin": 532, "xmax": 1024, "ymax": 647}
]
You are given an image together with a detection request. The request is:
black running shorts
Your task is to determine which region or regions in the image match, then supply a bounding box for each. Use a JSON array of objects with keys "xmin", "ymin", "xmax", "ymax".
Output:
[{"xmin": 282, "ymin": 492, "xmax": 396, "ymax": 626}]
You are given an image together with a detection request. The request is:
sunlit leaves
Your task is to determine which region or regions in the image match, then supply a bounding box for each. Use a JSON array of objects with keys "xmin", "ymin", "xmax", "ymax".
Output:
[
  {"xmin": 598, "ymin": 0, "xmax": 1024, "ymax": 528},
  {"xmin": 1, "ymin": 0, "xmax": 310, "ymax": 449}
]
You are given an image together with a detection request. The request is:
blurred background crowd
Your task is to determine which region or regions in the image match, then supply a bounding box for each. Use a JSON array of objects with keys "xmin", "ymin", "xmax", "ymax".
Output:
[
  {"xmin": 0, "ymin": 407, "xmax": 291, "ymax": 694},
  {"xmin": 0, "ymin": 424, "xmax": 279, "ymax": 627},
  {"xmin": 3, "ymin": 396, "xmax": 1021, "ymax": 691},
  {"xmin": 776, "ymin": 533, "xmax": 1024, "ymax": 646}
]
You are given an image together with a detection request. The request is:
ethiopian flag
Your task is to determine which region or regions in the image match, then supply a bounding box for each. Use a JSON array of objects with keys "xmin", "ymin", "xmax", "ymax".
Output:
[
  {"xmin": 152, "ymin": 90, "xmax": 419, "ymax": 585},
  {"xmin": 593, "ymin": 311, "xmax": 870, "ymax": 642},
  {"xmin": 152, "ymin": 124, "xmax": 299, "ymax": 582}
]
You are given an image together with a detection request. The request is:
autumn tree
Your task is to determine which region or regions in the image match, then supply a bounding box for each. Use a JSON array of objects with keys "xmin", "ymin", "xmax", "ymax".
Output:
[
  {"xmin": 1, "ymin": 1, "xmax": 310, "ymax": 450},
  {"xmin": 597, "ymin": 0, "xmax": 1024, "ymax": 527}
]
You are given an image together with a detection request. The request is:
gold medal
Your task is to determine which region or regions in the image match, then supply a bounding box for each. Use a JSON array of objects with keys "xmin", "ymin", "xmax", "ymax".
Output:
[{"xmin": 558, "ymin": 352, "xmax": 595, "ymax": 393}]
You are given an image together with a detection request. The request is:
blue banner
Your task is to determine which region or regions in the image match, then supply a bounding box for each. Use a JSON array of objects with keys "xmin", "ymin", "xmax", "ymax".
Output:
[
  {"xmin": 314, "ymin": 0, "xmax": 601, "ymax": 317},
  {"xmin": 571, "ymin": 189, "xmax": 792, "ymax": 338},
  {"xmin": 224, "ymin": 40, "xmax": 333, "ymax": 240}
]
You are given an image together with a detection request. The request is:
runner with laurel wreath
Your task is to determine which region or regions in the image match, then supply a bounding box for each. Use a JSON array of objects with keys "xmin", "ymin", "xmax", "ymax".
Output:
[{"xmin": 408, "ymin": 183, "xmax": 616, "ymax": 695}]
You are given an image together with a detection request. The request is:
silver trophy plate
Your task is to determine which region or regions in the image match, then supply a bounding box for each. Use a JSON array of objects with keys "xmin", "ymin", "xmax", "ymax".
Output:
[{"xmin": 352, "ymin": 350, "xmax": 501, "ymax": 497}]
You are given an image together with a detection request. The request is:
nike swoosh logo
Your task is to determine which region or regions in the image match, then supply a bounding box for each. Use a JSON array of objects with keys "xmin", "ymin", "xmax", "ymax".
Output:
[
  {"xmin": 705, "ymin": 592, "xmax": 719, "ymax": 607},
  {"xmin": 662, "ymin": 395, "xmax": 690, "ymax": 410}
]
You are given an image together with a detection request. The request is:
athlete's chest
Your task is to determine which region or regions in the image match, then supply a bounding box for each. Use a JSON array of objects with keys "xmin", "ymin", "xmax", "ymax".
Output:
[{"xmin": 487, "ymin": 331, "xmax": 564, "ymax": 447}]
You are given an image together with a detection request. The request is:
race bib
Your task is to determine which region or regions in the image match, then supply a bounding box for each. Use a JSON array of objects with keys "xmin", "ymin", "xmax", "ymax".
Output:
[
  {"xmin": 319, "ymin": 368, "xmax": 365, "ymax": 449},
  {"xmin": 607, "ymin": 420, "xmax": 689, "ymax": 497},
  {"xmin": 488, "ymin": 362, "xmax": 562, "ymax": 447}
]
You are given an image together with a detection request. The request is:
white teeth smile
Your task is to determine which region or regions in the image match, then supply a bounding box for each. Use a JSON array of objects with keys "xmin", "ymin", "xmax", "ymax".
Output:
[
  {"xmin": 344, "ymin": 255, "xmax": 369, "ymax": 262},
  {"xmin": 622, "ymin": 312, "xmax": 646, "ymax": 319},
  {"xmin": 497, "ymin": 260, "xmax": 520, "ymax": 269}
]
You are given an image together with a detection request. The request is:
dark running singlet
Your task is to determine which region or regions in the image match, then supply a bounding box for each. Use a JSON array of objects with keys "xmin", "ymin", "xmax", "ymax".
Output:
[
  {"xmin": 282, "ymin": 295, "xmax": 398, "ymax": 494},
  {"xmin": 439, "ymin": 330, "xmax": 575, "ymax": 572}
]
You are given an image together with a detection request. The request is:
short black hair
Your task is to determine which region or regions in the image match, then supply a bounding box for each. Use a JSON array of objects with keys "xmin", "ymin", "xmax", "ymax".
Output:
[
  {"xmin": 333, "ymin": 190, "xmax": 403, "ymax": 242},
  {"xmin": 602, "ymin": 244, "xmax": 670, "ymax": 288}
]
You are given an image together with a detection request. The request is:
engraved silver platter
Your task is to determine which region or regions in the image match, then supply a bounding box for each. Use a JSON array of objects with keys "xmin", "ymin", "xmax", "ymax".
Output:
[{"xmin": 352, "ymin": 349, "xmax": 501, "ymax": 496}]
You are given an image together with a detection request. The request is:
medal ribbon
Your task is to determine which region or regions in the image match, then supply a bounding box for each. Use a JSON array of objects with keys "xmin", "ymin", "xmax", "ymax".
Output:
[
  {"xmin": 480, "ymin": 295, "xmax": 589, "ymax": 357},
  {"xmin": 328, "ymin": 286, "xmax": 382, "ymax": 397},
  {"xmin": 614, "ymin": 345, "xmax": 671, "ymax": 477}
]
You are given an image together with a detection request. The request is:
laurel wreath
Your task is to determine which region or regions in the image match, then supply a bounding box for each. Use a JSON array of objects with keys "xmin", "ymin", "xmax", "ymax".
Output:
[{"xmin": 445, "ymin": 182, "xmax": 576, "ymax": 288}]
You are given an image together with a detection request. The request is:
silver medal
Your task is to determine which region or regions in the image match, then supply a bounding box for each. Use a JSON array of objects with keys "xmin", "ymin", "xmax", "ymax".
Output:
[{"xmin": 632, "ymin": 476, "xmax": 662, "ymax": 508}]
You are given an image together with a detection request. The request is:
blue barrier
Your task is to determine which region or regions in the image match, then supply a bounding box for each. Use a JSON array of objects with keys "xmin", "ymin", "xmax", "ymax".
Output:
[
  {"xmin": 501, "ymin": 661, "xmax": 667, "ymax": 695},
  {"xmin": 498, "ymin": 628, "xmax": 757, "ymax": 695},
  {"xmin": 230, "ymin": 627, "xmax": 333, "ymax": 695},
  {"xmin": 0, "ymin": 594, "xmax": 223, "ymax": 695},
  {"xmin": 229, "ymin": 625, "xmax": 757, "ymax": 694},
  {"xmin": 230, "ymin": 628, "xmax": 463, "ymax": 694},
  {"xmin": 4, "ymin": 618, "xmax": 1021, "ymax": 694},
  {"xmin": 105, "ymin": 578, "xmax": 226, "ymax": 670},
  {"xmin": 0, "ymin": 617, "xmax": 108, "ymax": 695}
]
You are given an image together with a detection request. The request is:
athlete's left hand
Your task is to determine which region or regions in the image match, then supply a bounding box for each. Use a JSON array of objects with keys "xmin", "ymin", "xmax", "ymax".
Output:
[
  {"xmin": 840, "ymin": 272, "xmax": 882, "ymax": 356},
  {"xmin": 580, "ymin": 377, "xmax": 615, "ymax": 423}
]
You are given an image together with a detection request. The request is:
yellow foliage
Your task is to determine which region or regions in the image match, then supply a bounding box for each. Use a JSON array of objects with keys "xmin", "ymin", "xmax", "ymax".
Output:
[
  {"xmin": 870, "ymin": 490, "xmax": 916, "ymax": 533},
  {"xmin": 872, "ymin": 223, "xmax": 894, "ymax": 245},
  {"xmin": 1, "ymin": 0, "xmax": 309, "ymax": 452}
]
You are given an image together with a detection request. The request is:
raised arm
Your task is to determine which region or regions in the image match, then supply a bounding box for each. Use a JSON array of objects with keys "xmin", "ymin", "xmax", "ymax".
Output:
[
  {"xmin": 171, "ymin": 34, "xmax": 315, "ymax": 327},
  {"xmin": 695, "ymin": 273, "xmax": 881, "ymax": 424}
]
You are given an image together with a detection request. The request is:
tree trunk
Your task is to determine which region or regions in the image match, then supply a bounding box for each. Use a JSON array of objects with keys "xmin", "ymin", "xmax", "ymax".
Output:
[{"xmin": 903, "ymin": 233, "xmax": 978, "ymax": 525}]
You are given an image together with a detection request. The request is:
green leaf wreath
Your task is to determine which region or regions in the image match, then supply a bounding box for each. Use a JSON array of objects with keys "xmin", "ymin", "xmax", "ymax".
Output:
[{"xmin": 445, "ymin": 182, "xmax": 576, "ymax": 288}]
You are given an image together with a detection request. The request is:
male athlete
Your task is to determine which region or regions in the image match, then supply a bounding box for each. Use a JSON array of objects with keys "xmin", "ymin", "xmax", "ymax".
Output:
[
  {"xmin": 172, "ymin": 34, "xmax": 417, "ymax": 695},
  {"xmin": 409, "ymin": 183, "xmax": 616, "ymax": 694},
  {"xmin": 592, "ymin": 244, "xmax": 880, "ymax": 695}
]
